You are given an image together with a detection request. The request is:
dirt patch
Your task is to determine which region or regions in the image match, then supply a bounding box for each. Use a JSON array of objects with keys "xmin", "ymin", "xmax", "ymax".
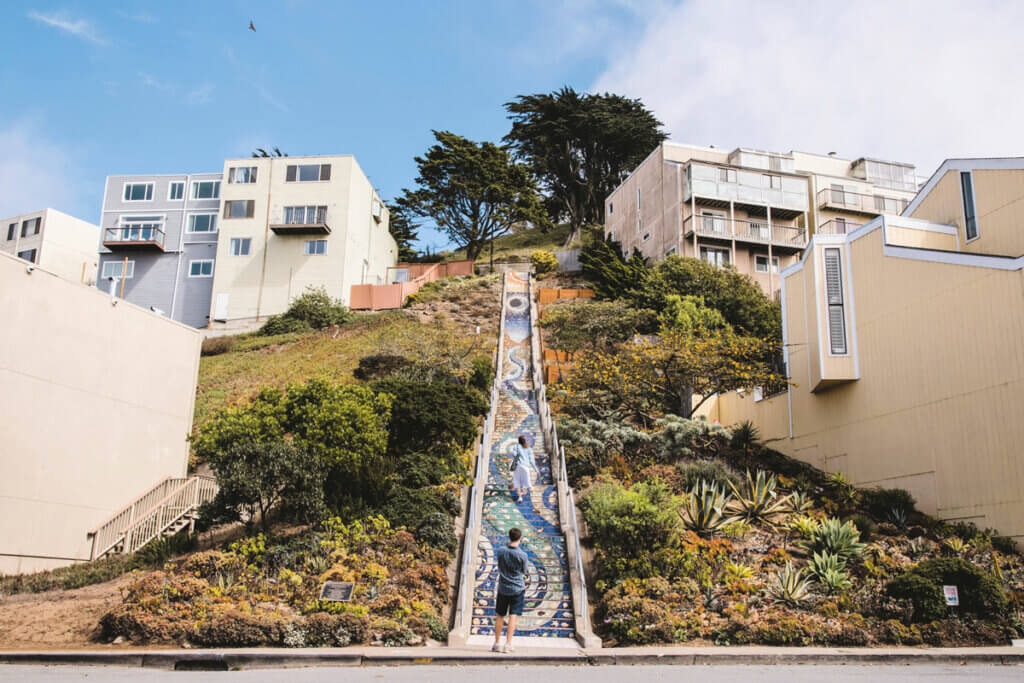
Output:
[{"xmin": 0, "ymin": 575, "xmax": 132, "ymax": 650}]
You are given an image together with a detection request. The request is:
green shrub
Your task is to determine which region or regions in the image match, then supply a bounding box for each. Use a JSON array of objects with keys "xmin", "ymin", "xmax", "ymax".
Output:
[
  {"xmin": 380, "ymin": 488, "xmax": 458, "ymax": 538},
  {"xmin": 653, "ymin": 415, "xmax": 732, "ymax": 461},
  {"xmin": 284, "ymin": 287, "xmax": 353, "ymax": 329},
  {"xmin": 846, "ymin": 513, "xmax": 877, "ymax": 540},
  {"xmin": 414, "ymin": 512, "xmax": 458, "ymax": 555},
  {"xmin": 420, "ymin": 612, "xmax": 449, "ymax": 642},
  {"xmin": 862, "ymin": 487, "xmax": 916, "ymax": 520},
  {"xmin": 540, "ymin": 299, "xmax": 657, "ymax": 353},
  {"xmin": 352, "ymin": 354, "xmax": 412, "ymax": 381},
  {"xmin": 192, "ymin": 610, "xmax": 285, "ymax": 647},
  {"xmin": 129, "ymin": 530, "xmax": 198, "ymax": 570},
  {"xmin": 992, "ymin": 535, "xmax": 1018, "ymax": 555},
  {"xmin": 372, "ymin": 377, "xmax": 487, "ymax": 456},
  {"xmin": 201, "ymin": 335, "xmax": 237, "ymax": 356},
  {"xmin": 0, "ymin": 555, "xmax": 131, "ymax": 595},
  {"xmin": 469, "ymin": 356, "xmax": 494, "ymax": 393},
  {"xmin": 530, "ymin": 249, "xmax": 559, "ymax": 274},
  {"xmin": 259, "ymin": 315, "xmax": 313, "ymax": 336},
  {"xmin": 886, "ymin": 558, "xmax": 1008, "ymax": 622},
  {"xmin": 675, "ymin": 461, "xmax": 739, "ymax": 494}
]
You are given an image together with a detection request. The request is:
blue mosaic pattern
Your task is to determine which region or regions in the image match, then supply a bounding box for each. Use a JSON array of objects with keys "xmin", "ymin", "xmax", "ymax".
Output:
[{"xmin": 469, "ymin": 273, "xmax": 576, "ymax": 640}]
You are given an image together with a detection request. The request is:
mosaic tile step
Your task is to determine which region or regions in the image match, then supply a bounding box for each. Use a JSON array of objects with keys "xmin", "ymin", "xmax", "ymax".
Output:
[
  {"xmin": 473, "ymin": 579, "xmax": 572, "ymax": 593},
  {"xmin": 470, "ymin": 626, "xmax": 577, "ymax": 638}
]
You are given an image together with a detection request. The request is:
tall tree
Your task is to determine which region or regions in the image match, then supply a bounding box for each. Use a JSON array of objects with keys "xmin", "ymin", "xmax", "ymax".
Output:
[
  {"xmin": 400, "ymin": 131, "xmax": 550, "ymax": 262},
  {"xmin": 504, "ymin": 87, "xmax": 667, "ymax": 235},
  {"xmin": 386, "ymin": 200, "xmax": 420, "ymax": 261}
]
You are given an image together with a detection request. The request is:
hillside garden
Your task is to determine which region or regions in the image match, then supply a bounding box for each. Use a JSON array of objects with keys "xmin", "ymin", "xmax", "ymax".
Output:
[{"xmin": 545, "ymin": 239, "xmax": 1024, "ymax": 647}]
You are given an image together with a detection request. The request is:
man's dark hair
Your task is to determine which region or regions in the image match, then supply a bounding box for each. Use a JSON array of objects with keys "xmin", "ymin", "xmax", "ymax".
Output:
[
  {"xmin": 508, "ymin": 527, "xmax": 522, "ymax": 542},
  {"xmin": 518, "ymin": 435, "xmax": 527, "ymax": 446}
]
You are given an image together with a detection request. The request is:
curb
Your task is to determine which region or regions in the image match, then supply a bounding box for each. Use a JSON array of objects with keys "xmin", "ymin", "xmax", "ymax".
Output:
[{"xmin": 2, "ymin": 649, "xmax": 1023, "ymax": 670}]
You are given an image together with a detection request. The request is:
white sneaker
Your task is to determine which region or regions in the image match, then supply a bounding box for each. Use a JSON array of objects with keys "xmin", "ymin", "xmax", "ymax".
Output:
[
  {"xmin": 505, "ymin": 644, "xmax": 515, "ymax": 654},
  {"xmin": 491, "ymin": 642, "xmax": 502, "ymax": 653}
]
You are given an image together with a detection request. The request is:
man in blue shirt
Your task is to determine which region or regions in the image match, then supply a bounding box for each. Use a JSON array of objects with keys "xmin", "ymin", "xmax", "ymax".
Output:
[{"xmin": 492, "ymin": 527, "xmax": 528, "ymax": 653}]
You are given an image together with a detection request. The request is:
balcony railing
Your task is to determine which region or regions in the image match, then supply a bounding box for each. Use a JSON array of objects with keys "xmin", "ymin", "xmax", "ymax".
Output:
[
  {"xmin": 816, "ymin": 188, "xmax": 909, "ymax": 215},
  {"xmin": 103, "ymin": 226, "xmax": 166, "ymax": 250},
  {"xmin": 817, "ymin": 218, "xmax": 861, "ymax": 235},
  {"xmin": 270, "ymin": 211, "xmax": 331, "ymax": 235},
  {"xmin": 683, "ymin": 214, "xmax": 807, "ymax": 248},
  {"xmin": 685, "ymin": 162, "xmax": 809, "ymax": 212}
]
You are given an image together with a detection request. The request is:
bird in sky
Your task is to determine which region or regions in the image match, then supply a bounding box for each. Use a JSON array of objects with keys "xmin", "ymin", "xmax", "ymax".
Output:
[{"xmin": 248, "ymin": 20, "xmax": 256, "ymax": 32}]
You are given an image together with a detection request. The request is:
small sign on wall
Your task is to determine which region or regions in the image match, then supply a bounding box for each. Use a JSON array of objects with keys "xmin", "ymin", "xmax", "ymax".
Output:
[
  {"xmin": 320, "ymin": 581, "xmax": 354, "ymax": 602},
  {"xmin": 943, "ymin": 585, "xmax": 960, "ymax": 607}
]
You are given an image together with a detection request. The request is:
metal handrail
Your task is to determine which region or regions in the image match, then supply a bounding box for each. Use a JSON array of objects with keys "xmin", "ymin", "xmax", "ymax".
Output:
[{"xmin": 816, "ymin": 187, "xmax": 909, "ymax": 214}]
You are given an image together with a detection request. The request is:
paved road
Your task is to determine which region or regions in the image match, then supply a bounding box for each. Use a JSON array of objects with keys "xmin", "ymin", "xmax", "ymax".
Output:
[{"xmin": 0, "ymin": 665, "xmax": 1020, "ymax": 682}]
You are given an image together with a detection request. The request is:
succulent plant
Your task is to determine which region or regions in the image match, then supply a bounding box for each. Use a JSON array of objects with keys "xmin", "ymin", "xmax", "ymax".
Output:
[
  {"xmin": 727, "ymin": 470, "xmax": 792, "ymax": 527},
  {"xmin": 804, "ymin": 518, "xmax": 866, "ymax": 562},
  {"xmin": 886, "ymin": 506, "xmax": 909, "ymax": 529},
  {"xmin": 787, "ymin": 490, "xmax": 815, "ymax": 514},
  {"xmin": 807, "ymin": 552, "xmax": 852, "ymax": 593},
  {"xmin": 768, "ymin": 562, "xmax": 811, "ymax": 606},
  {"xmin": 679, "ymin": 480, "xmax": 734, "ymax": 537},
  {"xmin": 789, "ymin": 515, "xmax": 820, "ymax": 540},
  {"xmin": 943, "ymin": 537, "xmax": 968, "ymax": 555}
]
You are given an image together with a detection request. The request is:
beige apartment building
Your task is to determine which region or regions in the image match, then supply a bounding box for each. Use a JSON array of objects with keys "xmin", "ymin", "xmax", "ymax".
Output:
[
  {"xmin": 208, "ymin": 155, "xmax": 397, "ymax": 326},
  {"xmin": 2, "ymin": 208, "xmax": 100, "ymax": 284},
  {"xmin": 605, "ymin": 143, "xmax": 918, "ymax": 297},
  {"xmin": 0, "ymin": 250, "xmax": 200, "ymax": 573},
  {"xmin": 707, "ymin": 157, "xmax": 1024, "ymax": 543}
]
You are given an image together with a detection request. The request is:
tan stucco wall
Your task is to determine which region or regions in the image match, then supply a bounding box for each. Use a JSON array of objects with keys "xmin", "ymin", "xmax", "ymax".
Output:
[
  {"xmin": 911, "ymin": 168, "xmax": 1024, "ymax": 257},
  {"xmin": 719, "ymin": 227, "xmax": 1024, "ymax": 540},
  {"xmin": 0, "ymin": 251, "xmax": 200, "ymax": 573},
  {"xmin": 209, "ymin": 156, "xmax": 397, "ymax": 322}
]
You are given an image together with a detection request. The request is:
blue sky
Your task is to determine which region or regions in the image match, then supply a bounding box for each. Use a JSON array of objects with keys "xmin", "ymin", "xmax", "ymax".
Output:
[
  {"xmin": 0, "ymin": 1, "xmax": 647, "ymax": 251},
  {"xmin": 3, "ymin": 1, "xmax": 1022, "ymax": 251}
]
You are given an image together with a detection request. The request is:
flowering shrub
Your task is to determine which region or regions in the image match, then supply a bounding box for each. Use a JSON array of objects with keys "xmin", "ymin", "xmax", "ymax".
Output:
[{"xmin": 99, "ymin": 517, "xmax": 449, "ymax": 648}]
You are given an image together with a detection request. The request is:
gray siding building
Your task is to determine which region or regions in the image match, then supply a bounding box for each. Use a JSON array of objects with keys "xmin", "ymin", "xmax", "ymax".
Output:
[{"xmin": 97, "ymin": 173, "xmax": 222, "ymax": 327}]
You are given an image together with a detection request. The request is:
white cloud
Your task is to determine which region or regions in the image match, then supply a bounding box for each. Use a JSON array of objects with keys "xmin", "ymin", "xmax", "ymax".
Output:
[
  {"xmin": 592, "ymin": 0, "xmax": 1024, "ymax": 173},
  {"xmin": 0, "ymin": 121, "xmax": 85, "ymax": 219},
  {"xmin": 254, "ymin": 82, "xmax": 289, "ymax": 113},
  {"xmin": 140, "ymin": 73, "xmax": 175, "ymax": 94},
  {"xmin": 28, "ymin": 10, "xmax": 106, "ymax": 46},
  {"xmin": 187, "ymin": 82, "xmax": 215, "ymax": 106}
]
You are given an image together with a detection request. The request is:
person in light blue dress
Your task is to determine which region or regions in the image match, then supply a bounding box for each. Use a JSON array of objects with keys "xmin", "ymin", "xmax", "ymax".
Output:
[{"xmin": 510, "ymin": 435, "xmax": 538, "ymax": 510}]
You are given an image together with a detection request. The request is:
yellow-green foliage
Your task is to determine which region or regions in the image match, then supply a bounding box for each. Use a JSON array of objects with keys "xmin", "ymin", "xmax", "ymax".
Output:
[
  {"xmin": 99, "ymin": 516, "xmax": 450, "ymax": 647},
  {"xmin": 530, "ymin": 249, "xmax": 559, "ymax": 274}
]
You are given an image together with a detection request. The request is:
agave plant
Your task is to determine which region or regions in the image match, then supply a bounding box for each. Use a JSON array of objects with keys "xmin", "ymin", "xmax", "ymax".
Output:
[
  {"xmin": 906, "ymin": 536, "xmax": 930, "ymax": 559},
  {"xmin": 808, "ymin": 551, "xmax": 845, "ymax": 579},
  {"xmin": 804, "ymin": 518, "xmax": 866, "ymax": 562},
  {"xmin": 731, "ymin": 420, "xmax": 761, "ymax": 451},
  {"xmin": 816, "ymin": 567, "xmax": 853, "ymax": 595},
  {"xmin": 727, "ymin": 470, "xmax": 792, "ymax": 527},
  {"xmin": 886, "ymin": 506, "xmax": 909, "ymax": 529},
  {"xmin": 768, "ymin": 562, "xmax": 811, "ymax": 606},
  {"xmin": 787, "ymin": 490, "xmax": 815, "ymax": 514},
  {"xmin": 679, "ymin": 480, "xmax": 734, "ymax": 537},
  {"xmin": 725, "ymin": 560, "xmax": 755, "ymax": 580},
  {"xmin": 826, "ymin": 472, "xmax": 860, "ymax": 508},
  {"xmin": 943, "ymin": 537, "xmax": 968, "ymax": 555}
]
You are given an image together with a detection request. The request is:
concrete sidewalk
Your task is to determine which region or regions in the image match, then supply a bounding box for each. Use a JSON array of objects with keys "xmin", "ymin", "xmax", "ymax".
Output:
[{"xmin": 1, "ymin": 645, "xmax": 1023, "ymax": 670}]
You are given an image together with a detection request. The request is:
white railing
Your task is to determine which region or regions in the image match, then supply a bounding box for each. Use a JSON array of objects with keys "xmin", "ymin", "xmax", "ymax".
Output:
[
  {"xmin": 88, "ymin": 475, "xmax": 218, "ymax": 560},
  {"xmin": 452, "ymin": 271, "xmax": 506, "ymax": 638},
  {"xmin": 527, "ymin": 274, "xmax": 594, "ymax": 641}
]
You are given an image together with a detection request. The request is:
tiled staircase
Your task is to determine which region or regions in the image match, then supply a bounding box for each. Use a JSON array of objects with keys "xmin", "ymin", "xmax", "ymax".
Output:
[{"xmin": 468, "ymin": 272, "xmax": 577, "ymax": 644}]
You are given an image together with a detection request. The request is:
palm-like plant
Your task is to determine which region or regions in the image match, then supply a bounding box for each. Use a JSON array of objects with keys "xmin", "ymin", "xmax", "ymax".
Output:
[
  {"xmin": 788, "ymin": 490, "xmax": 815, "ymax": 514},
  {"xmin": 943, "ymin": 537, "xmax": 967, "ymax": 555},
  {"xmin": 804, "ymin": 518, "xmax": 866, "ymax": 562},
  {"xmin": 679, "ymin": 480, "xmax": 733, "ymax": 537},
  {"xmin": 727, "ymin": 470, "xmax": 792, "ymax": 527},
  {"xmin": 768, "ymin": 562, "xmax": 811, "ymax": 606}
]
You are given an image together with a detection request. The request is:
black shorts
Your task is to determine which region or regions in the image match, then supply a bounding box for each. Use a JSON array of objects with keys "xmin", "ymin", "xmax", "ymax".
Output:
[{"xmin": 495, "ymin": 590, "xmax": 525, "ymax": 616}]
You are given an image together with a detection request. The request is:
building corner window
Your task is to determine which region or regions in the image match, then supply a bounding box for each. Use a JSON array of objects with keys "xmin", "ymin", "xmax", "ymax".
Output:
[{"xmin": 960, "ymin": 171, "xmax": 978, "ymax": 241}]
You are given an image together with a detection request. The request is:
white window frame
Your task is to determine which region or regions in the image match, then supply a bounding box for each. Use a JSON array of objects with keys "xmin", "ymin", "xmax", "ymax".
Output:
[
  {"xmin": 755, "ymin": 255, "xmax": 780, "ymax": 274},
  {"xmin": 304, "ymin": 239, "xmax": 328, "ymax": 255},
  {"xmin": 188, "ymin": 259, "xmax": 215, "ymax": 278},
  {"xmin": 168, "ymin": 181, "xmax": 185, "ymax": 201},
  {"xmin": 101, "ymin": 260, "xmax": 135, "ymax": 279},
  {"xmin": 823, "ymin": 247, "xmax": 848, "ymax": 356},
  {"xmin": 122, "ymin": 182, "xmax": 154, "ymax": 202},
  {"xmin": 229, "ymin": 237, "xmax": 252, "ymax": 256},
  {"xmin": 191, "ymin": 180, "xmax": 221, "ymax": 200},
  {"xmin": 700, "ymin": 246, "xmax": 730, "ymax": 268},
  {"xmin": 960, "ymin": 170, "xmax": 979, "ymax": 242},
  {"xmin": 116, "ymin": 215, "xmax": 164, "ymax": 242},
  {"xmin": 284, "ymin": 206, "xmax": 327, "ymax": 225},
  {"xmin": 228, "ymin": 166, "xmax": 258, "ymax": 184},
  {"xmin": 186, "ymin": 213, "xmax": 218, "ymax": 234}
]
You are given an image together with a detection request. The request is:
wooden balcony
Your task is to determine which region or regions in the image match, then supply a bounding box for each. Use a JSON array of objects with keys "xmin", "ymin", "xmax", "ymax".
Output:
[
  {"xmin": 103, "ymin": 226, "xmax": 166, "ymax": 250},
  {"xmin": 817, "ymin": 188, "xmax": 909, "ymax": 216},
  {"xmin": 683, "ymin": 214, "xmax": 807, "ymax": 250}
]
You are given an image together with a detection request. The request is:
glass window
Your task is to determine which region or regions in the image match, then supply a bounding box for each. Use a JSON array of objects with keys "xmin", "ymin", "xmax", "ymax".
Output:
[
  {"xmin": 17, "ymin": 248, "xmax": 37, "ymax": 263},
  {"xmin": 189, "ymin": 260, "xmax": 214, "ymax": 277},
  {"xmin": 960, "ymin": 171, "xmax": 978, "ymax": 240},
  {"xmin": 699, "ymin": 246, "xmax": 730, "ymax": 267},
  {"xmin": 293, "ymin": 164, "xmax": 330, "ymax": 182},
  {"xmin": 169, "ymin": 182, "xmax": 185, "ymax": 200},
  {"xmin": 21, "ymin": 217, "xmax": 41, "ymax": 237},
  {"xmin": 119, "ymin": 216, "xmax": 162, "ymax": 241},
  {"xmin": 228, "ymin": 167, "xmax": 257, "ymax": 184},
  {"xmin": 304, "ymin": 239, "xmax": 327, "ymax": 255},
  {"xmin": 224, "ymin": 200, "xmax": 253, "ymax": 218},
  {"xmin": 284, "ymin": 206, "xmax": 327, "ymax": 224},
  {"xmin": 101, "ymin": 260, "xmax": 135, "ymax": 279},
  {"xmin": 188, "ymin": 214, "xmax": 217, "ymax": 233},
  {"xmin": 191, "ymin": 180, "xmax": 221, "ymax": 199},
  {"xmin": 229, "ymin": 237, "xmax": 251, "ymax": 256},
  {"xmin": 123, "ymin": 182, "xmax": 154, "ymax": 201},
  {"xmin": 6, "ymin": 223, "xmax": 15, "ymax": 240},
  {"xmin": 755, "ymin": 255, "xmax": 780, "ymax": 273}
]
